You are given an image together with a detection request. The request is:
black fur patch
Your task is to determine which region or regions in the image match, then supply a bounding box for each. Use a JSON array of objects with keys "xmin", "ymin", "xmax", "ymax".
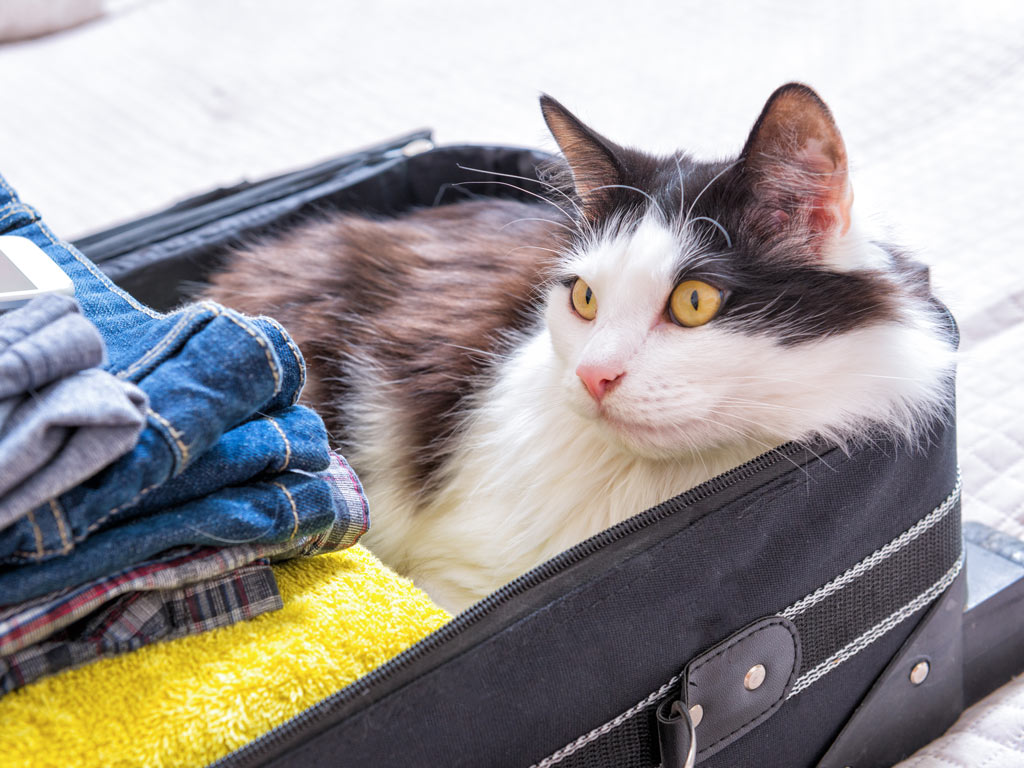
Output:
[{"xmin": 548, "ymin": 152, "xmax": 933, "ymax": 345}]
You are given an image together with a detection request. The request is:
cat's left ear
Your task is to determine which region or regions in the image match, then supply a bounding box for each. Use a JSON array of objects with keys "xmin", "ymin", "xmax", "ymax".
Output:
[
  {"xmin": 742, "ymin": 83, "xmax": 854, "ymax": 244},
  {"xmin": 540, "ymin": 94, "xmax": 624, "ymax": 212}
]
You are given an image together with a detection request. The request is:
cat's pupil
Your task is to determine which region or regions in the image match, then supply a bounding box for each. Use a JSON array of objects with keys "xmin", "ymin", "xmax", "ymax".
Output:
[
  {"xmin": 690, "ymin": 290, "xmax": 700, "ymax": 311},
  {"xmin": 585, "ymin": 287, "xmax": 592, "ymax": 304}
]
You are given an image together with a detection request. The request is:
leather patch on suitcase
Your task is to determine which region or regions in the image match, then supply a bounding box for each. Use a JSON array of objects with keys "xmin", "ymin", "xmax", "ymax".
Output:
[{"xmin": 684, "ymin": 616, "xmax": 801, "ymax": 760}]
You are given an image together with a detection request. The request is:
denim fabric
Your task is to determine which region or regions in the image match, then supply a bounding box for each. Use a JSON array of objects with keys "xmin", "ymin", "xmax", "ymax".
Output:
[
  {"xmin": 0, "ymin": 173, "xmax": 362, "ymax": 602},
  {"xmin": 0, "ymin": 295, "xmax": 149, "ymax": 528},
  {"xmin": 0, "ymin": 561, "xmax": 281, "ymax": 697},
  {"xmin": 0, "ymin": 451, "xmax": 369, "ymax": 637},
  {"xmin": 0, "ymin": 470, "xmax": 331, "ymax": 602},
  {"xmin": 0, "ymin": 405, "xmax": 331, "ymax": 566}
]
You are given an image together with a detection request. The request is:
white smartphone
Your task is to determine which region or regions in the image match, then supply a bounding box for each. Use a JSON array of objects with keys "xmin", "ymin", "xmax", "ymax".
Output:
[{"xmin": 0, "ymin": 235, "xmax": 75, "ymax": 310}]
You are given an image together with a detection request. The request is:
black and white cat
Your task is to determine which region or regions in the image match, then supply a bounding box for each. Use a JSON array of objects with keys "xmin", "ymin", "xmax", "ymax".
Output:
[{"xmin": 206, "ymin": 84, "xmax": 955, "ymax": 612}]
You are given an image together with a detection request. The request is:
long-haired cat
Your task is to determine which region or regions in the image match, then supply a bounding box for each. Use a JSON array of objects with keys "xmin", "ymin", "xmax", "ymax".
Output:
[{"xmin": 205, "ymin": 84, "xmax": 955, "ymax": 612}]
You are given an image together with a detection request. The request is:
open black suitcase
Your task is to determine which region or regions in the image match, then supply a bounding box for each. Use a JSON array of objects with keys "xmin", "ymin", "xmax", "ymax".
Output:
[{"xmin": 74, "ymin": 133, "xmax": 1024, "ymax": 768}]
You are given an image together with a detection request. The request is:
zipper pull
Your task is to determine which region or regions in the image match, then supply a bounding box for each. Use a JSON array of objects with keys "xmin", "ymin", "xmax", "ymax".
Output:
[
  {"xmin": 656, "ymin": 698, "xmax": 697, "ymax": 768},
  {"xmin": 400, "ymin": 138, "xmax": 435, "ymax": 157}
]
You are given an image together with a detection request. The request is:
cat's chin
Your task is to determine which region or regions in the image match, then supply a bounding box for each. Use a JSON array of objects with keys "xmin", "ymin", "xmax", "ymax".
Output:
[
  {"xmin": 589, "ymin": 410, "xmax": 699, "ymax": 461},
  {"xmin": 587, "ymin": 405, "xmax": 775, "ymax": 466},
  {"xmin": 564, "ymin": 394, "xmax": 685, "ymax": 459}
]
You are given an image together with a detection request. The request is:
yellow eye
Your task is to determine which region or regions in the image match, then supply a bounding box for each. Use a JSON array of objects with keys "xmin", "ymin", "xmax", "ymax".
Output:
[
  {"xmin": 669, "ymin": 280, "xmax": 723, "ymax": 327},
  {"xmin": 570, "ymin": 277, "xmax": 598, "ymax": 321}
]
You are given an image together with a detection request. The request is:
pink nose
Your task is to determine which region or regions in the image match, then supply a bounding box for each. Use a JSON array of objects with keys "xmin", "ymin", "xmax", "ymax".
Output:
[{"xmin": 576, "ymin": 362, "xmax": 625, "ymax": 402}]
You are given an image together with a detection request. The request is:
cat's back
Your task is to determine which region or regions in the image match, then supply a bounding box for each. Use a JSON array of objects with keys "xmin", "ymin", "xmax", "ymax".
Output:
[
  {"xmin": 204, "ymin": 198, "xmax": 568, "ymax": 469},
  {"xmin": 205, "ymin": 198, "xmax": 566, "ymax": 322}
]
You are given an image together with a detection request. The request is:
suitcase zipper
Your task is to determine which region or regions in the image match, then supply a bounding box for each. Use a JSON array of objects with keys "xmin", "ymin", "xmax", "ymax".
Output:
[{"xmin": 211, "ymin": 441, "xmax": 812, "ymax": 767}]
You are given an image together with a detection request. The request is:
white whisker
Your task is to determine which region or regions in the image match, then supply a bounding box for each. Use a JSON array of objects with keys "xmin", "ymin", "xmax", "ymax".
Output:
[
  {"xmin": 687, "ymin": 216, "xmax": 733, "ymax": 248},
  {"xmin": 587, "ymin": 184, "xmax": 663, "ymax": 217},
  {"xmin": 451, "ymin": 180, "xmax": 573, "ymax": 220},
  {"xmin": 686, "ymin": 160, "xmax": 740, "ymax": 221},
  {"xmin": 456, "ymin": 163, "xmax": 583, "ymax": 217}
]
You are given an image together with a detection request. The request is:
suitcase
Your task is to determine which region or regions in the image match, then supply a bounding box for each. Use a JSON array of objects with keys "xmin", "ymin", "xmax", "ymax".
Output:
[{"xmin": 73, "ymin": 132, "xmax": 1024, "ymax": 768}]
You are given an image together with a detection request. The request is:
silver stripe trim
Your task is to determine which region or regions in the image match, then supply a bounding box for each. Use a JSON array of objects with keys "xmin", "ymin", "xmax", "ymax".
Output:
[
  {"xmin": 529, "ymin": 674, "xmax": 683, "ymax": 768},
  {"xmin": 529, "ymin": 475, "xmax": 962, "ymax": 765},
  {"xmin": 786, "ymin": 551, "xmax": 964, "ymax": 699},
  {"xmin": 781, "ymin": 471, "xmax": 961, "ymax": 621}
]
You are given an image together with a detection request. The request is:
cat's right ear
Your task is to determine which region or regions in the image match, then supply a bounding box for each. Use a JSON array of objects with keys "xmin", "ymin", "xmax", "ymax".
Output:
[{"xmin": 540, "ymin": 95, "xmax": 623, "ymax": 211}]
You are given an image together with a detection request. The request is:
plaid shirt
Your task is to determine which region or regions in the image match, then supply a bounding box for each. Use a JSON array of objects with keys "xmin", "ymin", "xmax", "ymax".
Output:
[
  {"xmin": 0, "ymin": 545, "xmax": 280, "ymax": 656},
  {"xmin": 0, "ymin": 560, "xmax": 280, "ymax": 696}
]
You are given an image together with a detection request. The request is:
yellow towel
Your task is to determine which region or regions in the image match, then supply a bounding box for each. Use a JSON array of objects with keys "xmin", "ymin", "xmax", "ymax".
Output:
[{"xmin": 0, "ymin": 545, "xmax": 452, "ymax": 768}]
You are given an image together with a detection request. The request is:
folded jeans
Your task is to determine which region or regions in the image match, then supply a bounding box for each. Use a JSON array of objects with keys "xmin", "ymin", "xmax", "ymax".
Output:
[
  {"xmin": 0, "ymin": 449, "xmax": 368, "ymax": 605},
  {"xmin": 0, "ymin": 452, "xmax": 368, "ymax": 655},
  {"xmin": 0, "ymin": 176, "xmax": 353, "ymax": 584}
]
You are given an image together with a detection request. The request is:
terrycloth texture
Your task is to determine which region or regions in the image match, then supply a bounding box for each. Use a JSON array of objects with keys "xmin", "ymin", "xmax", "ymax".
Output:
[
  {"xmin": 0, "ymin": 294, "xmax": 148, "ymax": 528},
  {"xmin": 0, "ymin": 544, "xmax": 451, "ymax": 768}
]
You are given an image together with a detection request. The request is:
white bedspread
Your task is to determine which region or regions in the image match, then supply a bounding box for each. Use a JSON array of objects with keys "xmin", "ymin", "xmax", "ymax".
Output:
[{"xmin": 0, "ymin": 1, "xmax": 1021, "ymax": 763}]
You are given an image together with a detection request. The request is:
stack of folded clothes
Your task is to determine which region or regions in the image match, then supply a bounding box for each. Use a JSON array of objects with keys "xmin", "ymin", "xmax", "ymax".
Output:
[{"xmin": 0, "ymin": 175, "xmax": 369, "ymax": 696}]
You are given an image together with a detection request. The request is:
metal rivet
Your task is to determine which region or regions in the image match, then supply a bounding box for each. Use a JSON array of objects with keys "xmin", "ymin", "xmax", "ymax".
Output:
[
  {"xmin": 910, "ymin": 660, "xmax": 930, "ymax": 685},
  {"xmin": 744, "ymin": 663, "xmax": 766, "ymax": 691},
  {"xmin": 689, "ymin": 703, "xmax": 704, "ymax": 727}
]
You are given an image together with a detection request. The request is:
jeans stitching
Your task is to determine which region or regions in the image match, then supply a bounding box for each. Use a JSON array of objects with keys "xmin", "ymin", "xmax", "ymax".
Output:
[
  {"xmin": 148, "ymin": 407, "xmax": 190, "ymax": 468},
  {"xmin": 0, "ymin": 174, "xmax": 18, "ymax": 200},
  {"xmin": 82, "ymin": 478, "xmax": 164, "ymax": 537},
  {"xmin": 7, "ymin": 467, "xmax": 166, "ymax": 559},
  {"xmin": 49, "ymin": 499, "xmax": 72, "ymax": 554},
  {"xmin": 118, "ymin": 303, "xmax": 214, "ymax": 380},
  {"xmin": 15, "ymin": 199, "xmax": 165, "ymax": 321},
  {"xmin": 272, "ymin": 482, "xmax": 300, "ymax": 540},
  {"xmin": 222, "ymin": 311, "xmax": 281, "ymax": 396},
  {"xmin": 5, "ymin": 409, "xmax": 180, "ymax": 562},
  {"xmin": 0, "ymin": 205, "xmax": 32, "ymax": 226},
  {"xmin": 264, "ymin": 417, "xmax": 292, "ymax": 472},
  {"xmin": 24, "ymin": 509, "xmax": 44, "ymax": 557},
  {"xmin": 259, "ymin": 315, "xmax": 305, "ymax": 399}
]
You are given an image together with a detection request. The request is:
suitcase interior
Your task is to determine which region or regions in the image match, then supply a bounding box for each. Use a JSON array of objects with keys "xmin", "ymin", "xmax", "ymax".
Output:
[{"xmin": 68, "ymin": 133, "xmax": 1024, "ymax": 768}]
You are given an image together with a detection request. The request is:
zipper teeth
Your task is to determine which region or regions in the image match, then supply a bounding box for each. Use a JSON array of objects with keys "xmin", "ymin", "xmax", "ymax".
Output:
[{"xmin": 213, "ymin": 441, "xmax": 810, "ymax": 767}]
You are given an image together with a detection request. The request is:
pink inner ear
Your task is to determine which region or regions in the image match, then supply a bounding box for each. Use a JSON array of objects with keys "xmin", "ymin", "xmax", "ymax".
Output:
[
  {"xmin": 797, "ymin": 140, "xmax": 853, "ymax": 237},
  {"xmin": 743, "ymin": 85, "xmax": 855, "ymax": 245}
]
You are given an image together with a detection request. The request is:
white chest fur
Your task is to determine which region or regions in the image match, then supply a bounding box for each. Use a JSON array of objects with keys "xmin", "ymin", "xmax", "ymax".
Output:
[{"xmin": 358, "ymin": 332, "xmax": 759, "ymax": 613}]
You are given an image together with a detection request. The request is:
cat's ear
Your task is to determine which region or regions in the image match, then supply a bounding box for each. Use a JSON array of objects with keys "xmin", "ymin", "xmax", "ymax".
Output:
[
  {"xmin": 741, "ymin": 83, "xmax": 854, "ymax": 246},
  {"xmin": 540, "ymin": 94, "xmax": 623, "ymax": 210}
]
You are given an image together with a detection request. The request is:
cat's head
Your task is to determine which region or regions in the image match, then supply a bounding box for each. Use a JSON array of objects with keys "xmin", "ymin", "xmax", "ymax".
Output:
[{"xmin": 539, "ymin": 83, "xmax": 954, "ymax": 460}]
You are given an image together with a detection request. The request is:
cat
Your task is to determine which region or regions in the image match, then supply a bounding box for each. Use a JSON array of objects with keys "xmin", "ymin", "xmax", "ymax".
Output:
[{"xmin": 204, "ymin": 83, "xmax": 956, "ymax": 613}]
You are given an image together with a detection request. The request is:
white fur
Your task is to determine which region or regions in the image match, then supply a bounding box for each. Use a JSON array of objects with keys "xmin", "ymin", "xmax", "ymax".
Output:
[{"xmin": 359, "ymin": 214, "xmax": 955, "ymax": 613}]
